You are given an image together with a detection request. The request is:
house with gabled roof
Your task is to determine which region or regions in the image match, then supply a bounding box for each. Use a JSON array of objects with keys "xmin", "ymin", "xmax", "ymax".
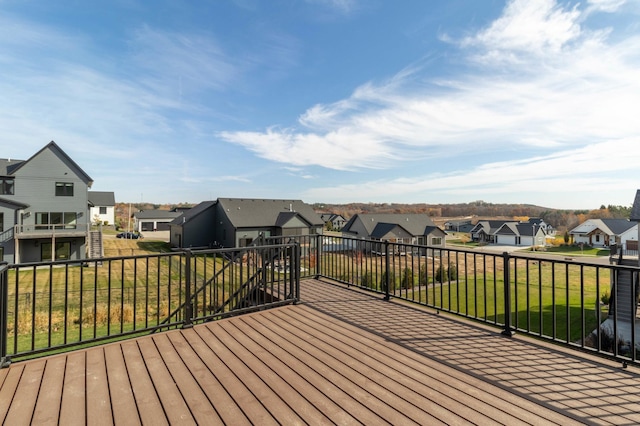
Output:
[
  {"xmin": 88, "ymin": 191, "xmax": 116, "ymax": 226},
  {"xmin": 494, "ymin": 222, "xmax": 546, "ymax": 247},
  {"xmin": 341, "ymin": 213, "xmax": 446, "ymax": 249},
  {"xmin": 169, "ymin": 201, "xmax": 217, "ymax": 248},
  {"xmin": 469, "ymin": 220, "xmax": 510, "ymax": 244},
  {"xmin": 0, "ymin": 141, "xmax": 94, "ymax": 263},
  {"xmin": 169, "ymin": 198, "xmax": 324, "ymax": 249},
  {"xmin": 470, "ymin": 218, "xmax": 551, "ymax": 246},
  {"xmin": 569, "ymin": 218, "xmax": 637, "ymax": 249},
  {"xmin": 320, "ymin": 213, "xmax": 347, "ymax": 231}
]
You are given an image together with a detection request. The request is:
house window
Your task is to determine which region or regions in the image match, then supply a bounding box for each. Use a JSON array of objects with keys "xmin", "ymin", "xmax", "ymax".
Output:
[
  {"xmin": 55, "ymin": 182, "xmax": 74, "ymax": 196},
  {"xmin": 99, "ymin": 206, "xmax": 107, "ymax": 214},
  {"xmin": 0, "ymin": 178, "xmax": 14, "ymax": 195},
  {"xmin": 431, "ymin": 237, "xmax": 442, "ymax": 246},
  {"xmin": 0, "ymin": 212, "xmax": 3, "ymax": 232},
  {"xmin": 516, "ymin": 236, "xmax": 521, "ymax": 245},
  {"xmin": 41, "ymin": 242, "xmax": 71, "ymax": 261},
  {"xmin": 35, "ymin": 212, "xmax": 78, "ymax": 230}
]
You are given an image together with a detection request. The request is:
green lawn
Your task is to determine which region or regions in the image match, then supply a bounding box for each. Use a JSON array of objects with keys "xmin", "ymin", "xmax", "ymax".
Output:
[{"xmin": 320, "ymin": 253, "xmax": 610, "ymax": 343}]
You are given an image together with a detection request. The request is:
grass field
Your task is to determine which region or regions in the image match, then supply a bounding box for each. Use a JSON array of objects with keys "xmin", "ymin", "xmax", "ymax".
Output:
[{"xmin": 319, "ymin": 252, "xmax": 611, "ymax": 343}]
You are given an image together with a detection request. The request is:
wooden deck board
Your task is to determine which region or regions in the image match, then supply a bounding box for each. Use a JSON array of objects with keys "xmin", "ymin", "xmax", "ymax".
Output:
[
  {"xmin": 59, "ymin": 351, "xmax": 86, "ymax": 426},
  {"xmin": 120, "ymin": 340, "xmax": 168, "ymax": 426},
  {"xmin": 32, "ymin": 356, "xmax": 66, "ymax": 425},
  {"xmin": 0, "ymin": 364, "xmax": 23, "ymax": 423},
  {"xmin": 179, "ymin": 327, "xmax": 279, "ymax": 426},
  {"xmin": 4, "ymin": 360, "xmax": 46, "ymax": 425},
  {"xmin": 151, "ymin": 334, "xmax": 223, "ymax": 425},
  {"xmin": 2, "ymin": 278, "xmax": 640, "ymax": 424},
  {"xmin": 103, "ymin": 344, "xmax": 140, "ymax": 426},
  {"xmin": 164, "ymin": 331, "xmax": 251, "ymax": 426},
  {"xmin": 86, "ymin": 347, "xmax": 114, "ymax": 426}
]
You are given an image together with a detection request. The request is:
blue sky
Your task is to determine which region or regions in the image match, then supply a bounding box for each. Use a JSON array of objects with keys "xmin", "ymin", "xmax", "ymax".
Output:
[{"xmin": 2, "ymin": 0, "xmax": 639, "ymax": 209}]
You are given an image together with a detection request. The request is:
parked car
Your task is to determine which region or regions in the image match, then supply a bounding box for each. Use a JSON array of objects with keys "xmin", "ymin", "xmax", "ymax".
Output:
[{"xmin": 116, "ymin": 232, "xmax": 143, "ymax": 239}]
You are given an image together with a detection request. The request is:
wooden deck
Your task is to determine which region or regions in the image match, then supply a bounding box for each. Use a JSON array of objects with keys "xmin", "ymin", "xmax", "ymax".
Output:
[{"xmin": 2, "ymin": 279, "xmax": 640, "ymax": 425}]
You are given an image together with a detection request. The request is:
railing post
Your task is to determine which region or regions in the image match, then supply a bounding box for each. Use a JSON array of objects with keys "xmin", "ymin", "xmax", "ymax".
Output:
[
  {"xmin": 0, "ymin": 263, "xmax": 10, "ymax": 368},
  {"xmin": 315, "ymin": 234, "xmax": 322, "ymax": 279},
  {"xmin": 183, "ymin": 249, "xmax": 193, "ymax": 328},
  {"xmin": 293, "ymin": 242, "xmax": 301, "ymax": 303},
  {"xmin": 384, "ymin": 241, "xmax": 391, "ymax": 301},
  {"xmin": 501, "ymin": 252, "xmax": 514, "ymax": 337}
]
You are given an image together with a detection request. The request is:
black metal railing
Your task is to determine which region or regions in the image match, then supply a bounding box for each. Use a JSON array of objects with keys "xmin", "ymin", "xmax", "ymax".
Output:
[
  {"xmin": 280, "ymin": 235, "xmax": 640, "ymax": 366},
  {"xmin": 3, "ymin": 233, "xmax": 639, "ymax": 367},
  {"xmin": 0, "ymin": 242, "xmax": 300, "ymax": 364}
]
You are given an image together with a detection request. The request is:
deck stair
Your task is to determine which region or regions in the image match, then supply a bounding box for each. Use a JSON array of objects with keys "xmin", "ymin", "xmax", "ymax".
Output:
[{"xmin": 87, "ymin": 230, "xmax": 103, "ymax": 259}]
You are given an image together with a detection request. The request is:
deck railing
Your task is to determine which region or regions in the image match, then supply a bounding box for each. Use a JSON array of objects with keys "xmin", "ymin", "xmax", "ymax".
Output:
[
  {"xmin": 272, "ymin": 235, "xmax": 640, "ymax": 365},
  {"xmin": 3, "ymin": 234, "xmax": 639, "ymax": 366},
  {"xmin": 0, "ymin": 242, "xmax": 300, "ymax": 364}
]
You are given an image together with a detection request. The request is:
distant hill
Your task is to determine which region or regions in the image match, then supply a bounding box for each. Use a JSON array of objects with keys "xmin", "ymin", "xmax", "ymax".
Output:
[{"xmin": 312, "ymin": 201, "xmax": 632, "ymax": 232}]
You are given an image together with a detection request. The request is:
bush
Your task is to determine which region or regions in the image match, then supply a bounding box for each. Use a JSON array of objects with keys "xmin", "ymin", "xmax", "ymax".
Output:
[
  {"xmin": 418, "ymin": 265, "xmax": 430, "ymax": 286},
  {"xmin": 436, "ymin": 262, "xmax": 458, "ymax": 283},
  {"xmin": 360, "ymin": 273, "xmax": 374, "ymax": 289},
  {"xmin": 400, "ymin": 267, "xmax": 414, "ymax": 289}
]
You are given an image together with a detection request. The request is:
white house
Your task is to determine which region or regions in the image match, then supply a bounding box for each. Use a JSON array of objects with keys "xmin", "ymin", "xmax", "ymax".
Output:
[
  {"xmin": 569, "ymin": 218, "xmax": 637, "ymax": 249},
  {"xmin": 88, "ymin": 191, "xmax": 115, "ymax": 226}
]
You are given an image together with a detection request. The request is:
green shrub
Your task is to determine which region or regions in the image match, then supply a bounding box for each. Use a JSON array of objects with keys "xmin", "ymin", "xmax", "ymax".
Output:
[
  {"xmin": 400, "ymin": 267, "xmax": 414, "ymax": 289},
  {"xmin": 360, "ymin": 273, "xmax": 374, "ymax": 289}
]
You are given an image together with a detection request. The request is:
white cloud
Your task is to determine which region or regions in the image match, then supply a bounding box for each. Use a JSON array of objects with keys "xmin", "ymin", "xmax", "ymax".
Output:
[
  {"xmin": 586, "ymin": 0, "xmax": 628, "ymax": 13},
  {"xmin": 303, "ymin": 137, "xmax": 640, "ymax": 207},
  {"xmin": 220, "ymin": 0, "xmax": 640, "ymax": 179},
  {"xmin": 461, "ymin": 0, "xmax": 582, "ymax": 56}
]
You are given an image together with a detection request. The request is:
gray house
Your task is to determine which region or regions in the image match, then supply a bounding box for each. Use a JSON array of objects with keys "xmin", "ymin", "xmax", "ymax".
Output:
[
  {"xmin": 341, "ymin": 213, "xmax": 446, "ymax": 250},
  {"xmin": 0, "ymin": 141, "xmax": 93, "ymax": 263},
  {"xmin": 169, "ymin": 201, "xmax": 216, "ymax": 249},
  {"xmin": 170, "ymin": 198, "xmax": 324, "ymax": 249}
]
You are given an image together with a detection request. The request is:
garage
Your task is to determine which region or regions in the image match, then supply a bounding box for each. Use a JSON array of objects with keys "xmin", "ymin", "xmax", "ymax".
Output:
[{"xmin": 141, "ymin": 222, "xmax": 154, "ymax": 232}]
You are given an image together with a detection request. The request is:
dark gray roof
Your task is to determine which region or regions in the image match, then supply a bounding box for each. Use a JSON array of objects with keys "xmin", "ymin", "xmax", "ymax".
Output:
[
  {"xmin": 600, "ymin": 218, "xmax": 635, "ymax": 235},
  {"xmin": 134, "ymin": 210, "xmax": 182, "ymax": 220},
  {"xmin": 217, "ymin": 198, "xmax": 323, "ymax": 228},
  {"xmin": 170, "ymin": 201, "xmax": 215, "ymax": 225},
  {"xmin": 631, "ymin": 190, "xmax": 640, "ymax": 221},
  {"xmin": 471, "ymin": 220, "xmax": 516, "ymax": 234},
  {"xmin": 0, "ymin": 159, "xmax": 25, "ymax": 175},
  {"xmin": 370, "ymin": 222, "xmax": 402, "ymax": 239},
  {"xmin": 342, "ymin": 214, "xmax": 440, "ymax": 237},
  {"xmin": 88, "ymin": 191, "xmax": 115, "ymax": 207}
]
